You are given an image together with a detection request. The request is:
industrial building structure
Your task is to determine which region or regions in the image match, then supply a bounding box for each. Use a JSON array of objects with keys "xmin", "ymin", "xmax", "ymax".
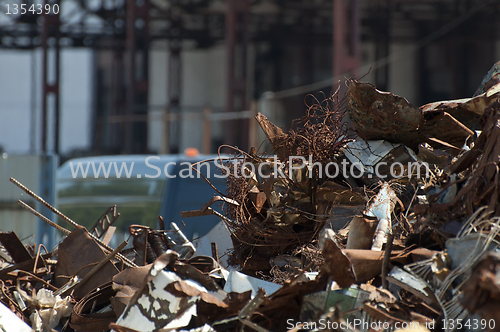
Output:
[{"xmin": 1, "ymin": 0, "xmax": 499, "ymax": 157}]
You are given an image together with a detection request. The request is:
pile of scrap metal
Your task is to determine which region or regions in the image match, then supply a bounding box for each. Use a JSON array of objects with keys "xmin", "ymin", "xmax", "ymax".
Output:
[
  {"xmin": 183, "ymin": 61, "xmax": 500, "ymax": 330},
  {"xmin": 216, "ymin": 61, "xmax": 500, "ymax": 269},
  {"xmin": 1, "ymin": 61, "xmax": 499, "ymax": 332}
]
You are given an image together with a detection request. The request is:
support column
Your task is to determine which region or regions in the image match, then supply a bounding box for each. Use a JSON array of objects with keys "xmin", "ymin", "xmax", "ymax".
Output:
[
  {"xmin": 332, "ymin": 0, "xmax": 359, "ymax": 80},
  {"xmin": 374, "ymin": 1, "xmax": 390, "ymax": 91},
  {"xmin": 124, "ymin": 0, "xmax": 150, "ymax": 154},
  {"xmin": 225, "ymin": 0, "xmax": 249, "ymax": 149},
  {"xmin": 165, "ymin": 1, "xmax": 183, "ymax": 154},
  {"xmin": 41, "ymin": 0, "xmax": 60, "ymax": 153},
  {"xmin": 168, "ymin": 41, "xmax": 182, "ymax": 153}
]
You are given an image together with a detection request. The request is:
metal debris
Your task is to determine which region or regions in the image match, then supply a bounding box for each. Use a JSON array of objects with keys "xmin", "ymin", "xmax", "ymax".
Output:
[
  {"xmin": 462, "ymin": 251, "xmax": 500, "ymax": 331},
  {"xmin": 3, "ymin": 61, "xmax": 500, "ymax": 331}
]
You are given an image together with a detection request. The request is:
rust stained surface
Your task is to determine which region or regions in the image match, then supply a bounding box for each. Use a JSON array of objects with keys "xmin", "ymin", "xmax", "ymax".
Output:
[
  {"xmin": 421, "ymin": 82, "xmax": 500, "ymax": 130},
  {"xmin": 70, "ymin": 282, "xmax": 117, "ymax": 331},
  {"xmin": 419, "ymin": 112, "xmax": 474, "ymax": 153},
  {"xmin": 196, "ymin": 291, "xmax": 252, "ymax": 326},
  {"xmin": 53, "ymin": 226, "xmax": 120, "ymax": 299},
  {"xmin": 347, "ymin": 81, "xmax": 423, "ymax": 147},
  {"xmin": 321, "ymin": 238, "xmax": 355, "ymax": 288},
  {"xmin": 111, "ymin": 264, "xmax": 152, "ymax": 317},
  {"xmin": 462, "ymin": 251, "xmax": 500, "ymax": 332},
  {"xmin": 348, "ymin": 80, "xmax": 487, "ymax": 152},
  {"xmin": 255, "ymin": 112, "xmax": 290, "ymax": 161},
  {"xmin": 447, "ymin": 102, "xmax": 500, "ymax": 217},
  {"xmin": 0, "ymin": 232, "xmax": 32, "ymax": 264}
]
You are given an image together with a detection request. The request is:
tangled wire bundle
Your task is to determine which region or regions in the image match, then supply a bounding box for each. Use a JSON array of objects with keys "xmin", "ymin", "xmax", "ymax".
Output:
[
  {"xmin": 283, "ymin": 91, "xmax": 352, "ymax": 166},
  {"xmin": 220, "ymin": 89, "xmax": 354, "ymax": 271}
]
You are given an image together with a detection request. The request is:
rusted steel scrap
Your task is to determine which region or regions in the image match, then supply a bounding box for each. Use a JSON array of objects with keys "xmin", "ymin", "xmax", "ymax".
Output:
[
  {"xmin": 2, "ymin": 62, "xmax": 500, "ymax": 331},
  {"xmin": 462, "ymin": 251, "xmax": 500, "ymax": 332}
]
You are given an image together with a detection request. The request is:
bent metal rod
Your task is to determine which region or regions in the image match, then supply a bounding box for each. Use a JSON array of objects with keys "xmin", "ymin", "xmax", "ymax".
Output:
[{"xmin": 10, "ymin": 177, "xmax": 137, "ymax": 268}]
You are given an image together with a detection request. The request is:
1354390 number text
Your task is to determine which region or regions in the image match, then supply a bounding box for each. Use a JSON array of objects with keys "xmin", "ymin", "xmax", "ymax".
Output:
[{"xmin": 5, "ymin": 3, "xmax": 59, "ymax": 15}]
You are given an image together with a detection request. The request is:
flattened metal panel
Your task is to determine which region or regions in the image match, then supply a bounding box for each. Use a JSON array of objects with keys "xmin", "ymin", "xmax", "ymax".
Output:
[{"xmin": 0, "ymin": 231, "xmax": 32, "ymax": 263}]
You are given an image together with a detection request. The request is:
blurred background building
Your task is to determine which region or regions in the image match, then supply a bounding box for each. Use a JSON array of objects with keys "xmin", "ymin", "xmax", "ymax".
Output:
[{"xmin": 1, "ymin": 0, "xmax": 500, "ymax": 159}]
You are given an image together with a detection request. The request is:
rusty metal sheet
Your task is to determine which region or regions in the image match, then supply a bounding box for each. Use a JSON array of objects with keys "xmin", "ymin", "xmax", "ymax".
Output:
[
  {"xmin": 320, "ymin": 234, "xmax": 355, "ymax": 288},
  {"xmin": 111, "ymin": 264, "xmax": 151, "ymax": 317},
  {"xmin": 343, "ymin": 249, "xmax": 409, "ymax": 283},
  {"xmin": 421, "ymin": 83, "xmax": 500, "ymax": 131},
  {"xmin": 0, "ymin": 232, "xmax": 32, "ymax": 264},
  {"xmin": 462, "ymin": 251, "xmax": 500, "ymax": 329},
  {"xmin": 417, "ymin": 142, "xmax": 452, "ymax": 167},
  {"xmin": 70, "ymin": 281, "xmax": 117, "ymax": 331},
  {"xmin": 346, "ymin": 215, "xmax": 378, "ymax": 250},
  {"xmin": 197, "ymin": 291, "xmax": 252, "ymax": 327},
  {"xmin": 347, "ymin": 80, "xmax": 423, "ymax": 147},
  {"xmin": 348, "ymin": 80, "xmax": 483, "ymax": 152},
  {"xmin": 255, "ymin": 112, "xmax": 290, "ymax": 161},
  {"xmin": 419, "ymin": 112, "xmax": 474, "ymax": 153},
  {"xmin": 53, "ymin": 226, "xmax": 120, "ymax": 299}
]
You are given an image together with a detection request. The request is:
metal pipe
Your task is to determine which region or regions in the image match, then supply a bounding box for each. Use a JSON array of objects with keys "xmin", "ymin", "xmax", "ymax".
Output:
[
  {"xmin": 41, "ymin": 6, "xmax": 48, "ymax": 153},
  {"xmin": 54, "ymin": 10, "xmax": 61, "ymax": 154}
]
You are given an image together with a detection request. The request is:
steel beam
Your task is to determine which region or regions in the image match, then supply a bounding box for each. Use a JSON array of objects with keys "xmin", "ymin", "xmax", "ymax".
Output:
[
  {"xmin": 225, "ymin": 0, "xmax": 250, "ymax": 149},
  {"xmin": 333, "ymin": 0, "xmax": 360, "ymax": 79},
  {"xmin": 40, "ymin": 0, "xmax": 61, "ymax": 153}
]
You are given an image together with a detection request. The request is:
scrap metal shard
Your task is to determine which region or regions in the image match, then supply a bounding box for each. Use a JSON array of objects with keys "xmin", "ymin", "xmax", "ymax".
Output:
[
  {"xmin": 346, "ymin": 215, "xmax": 378, "ymax": 250},
  {"xmin": 255, "ymin": 112, "xmax": 290, "ymax": 161},
  {"xmin": 445, "ymin": 102, "xmax": 500, "ymax": 217},
  {"xmin": 0, "ymin": 232, "xmax": 32, "ymax": 263},
  {"xmin": 320, "ymin": 235, "xmax": 355, "ymax": 288},
  {"xmin": 421, "ymin": 81, "xmax": 500, "ymax": 131},
  {"xmin": 54, "ymin": 225, "xmax": 120, "ymax": 299},
  {"xmin": 70, "ymin": 282, "xmax": 116, "ymax": 331},
  {"xmin": 387, "ymin": 266, "xmax": 439, "ymax": 306},
  {"xmin": 347, "ymin": 80, "xmax": 422, "ymax": 148},
  {"xmin": 462, "ymin": 251, "xmax": 500, "ymax": 332},
  {"xmin": 347, "ymin": 80, "xmax": 483, "ymax": 153}
]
